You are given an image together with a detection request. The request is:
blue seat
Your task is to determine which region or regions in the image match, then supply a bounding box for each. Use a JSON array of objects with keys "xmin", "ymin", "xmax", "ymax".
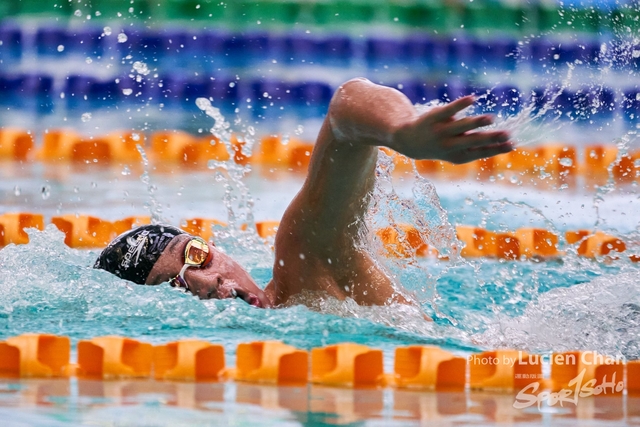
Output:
[
  {"xmin": 320, "ymin": 36, "xmax": 352, "ymax": 66},
  {"xmin": 0, "ymin": 74, "xmax": 25, "ymax": 96},
  {"xmin": 117, "ymin": 73, "xmax": 160, "ymax": 104},
  {"xmin": 223, "ymin": 33, "xmax": 270, "ymax": 66},
  {"xmin": 622, "ymin": 88, "xmax": 640, "ymax": 122},
  {"xmin": 21, "ymin": 73, "xmax": 54, "ymax": 97},
  {"xmin": 0, "ymin": 74, "xmax": 54, "ymax": 112},
  {"xmin": 592, "ymin": 87, "xmax": 615, "ymax": 117},
  {"xmin": 158, "ymin": 74, "xmax": 187, "ymax": 105},
  {"xmin": 208, "ymin": 77, "xmax": 239, "ymax": 103},
  {"xmin": 250, "ymin": 79, "xmax": 292, "ymax": 104},
  {"xmin": 90, "ymin": 79, "xmax": 120, "ymax": 104},
  {"xmin": 404, "ymin": 36, "xmax": 431, "ymax": 68},
  {"xmin": 64, "ymin": 75, "xmax": 97, "ymax": 108},
  {"xmin": 116, "ymin": 28, "xmax": 143, "ymax": 59},
  {"xmin": 425, "ymin": 37, "xmax": 450, "ymax": 70},
  {"xmin": 67, "ymin": 28, "xmax": 104, "ymax": 57},
  {"xmin": 36, "ymin": 27, "xmax": 68, "ymax": 56},
  {"xmin": 447, "ymin": 37, "xmax": 474, "ymax": 71},
  {"xmin": 292, "ymin": 82, "xmax": 332, "ymax": 106},
  {"xmin": 0, "ymin": 24, "xmax": 22, "ymax": 62},
  {"xmin": 184, "ymin": 78, "xmax": 209, "ymax": 103},
  {"xmin": 472, "ymin": 39, "xmax": 519, "ymax": 71}
]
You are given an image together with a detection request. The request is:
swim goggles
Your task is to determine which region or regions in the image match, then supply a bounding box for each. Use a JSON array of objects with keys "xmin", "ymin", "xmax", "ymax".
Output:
[{"xmin": 169, "ymin": 236, "xmax": 213, "ymax": 291}]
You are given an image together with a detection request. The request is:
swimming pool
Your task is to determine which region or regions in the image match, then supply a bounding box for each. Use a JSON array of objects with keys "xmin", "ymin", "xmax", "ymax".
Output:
[{"xmin": 2, "ymin": 0, "xmax": 640, "ymax": 425}]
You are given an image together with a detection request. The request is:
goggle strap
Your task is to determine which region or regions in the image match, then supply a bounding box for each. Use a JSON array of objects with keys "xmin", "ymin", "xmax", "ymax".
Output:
[{"xmin": 179, "ymin": 263, "xmax": 192, "ymax": 283}]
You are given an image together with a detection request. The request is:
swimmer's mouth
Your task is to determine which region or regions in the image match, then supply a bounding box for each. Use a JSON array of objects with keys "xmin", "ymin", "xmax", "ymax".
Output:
[{"xmin": 230, "ymin": 288, "xmax": 263, "ymax": 308}]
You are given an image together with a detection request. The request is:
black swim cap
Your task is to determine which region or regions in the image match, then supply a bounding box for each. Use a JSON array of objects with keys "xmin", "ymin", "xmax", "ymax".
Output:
[{"xmin": 94, "ymin": 224, "xmax": 187, "ymax": 284}]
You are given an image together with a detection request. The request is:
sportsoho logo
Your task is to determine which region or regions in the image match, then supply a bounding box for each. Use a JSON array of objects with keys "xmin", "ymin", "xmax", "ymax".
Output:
[{"xmin": 512, "ymin": 351, "xmax": 625, "ymax": 411}]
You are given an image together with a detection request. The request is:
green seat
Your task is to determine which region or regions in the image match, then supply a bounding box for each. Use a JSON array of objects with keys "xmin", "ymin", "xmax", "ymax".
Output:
[
  {"xmin": 232, "ymin": 1, "xmax": 302, "ymax": 27},
  {"xmin": 562, "ymin": 7, "xmax": 601, "ymax": 34},
  {"xmin": 610, "ymin": 6, "xmax": 640, "ymax": 34},
  {"xmin": 160, "ymin": 0, "xmax": 227, "ymax": 22},
  {"xmin": 463, "ymin": 3, "xmax": 526, "ymax": 35},
  {"xmin": 312, "ymin": 1, "xmax": 379, "ymax": 26},
  {"xmin": 16, "ymin": 0, "xmax": 72, "ymax": 17},
  {"xmin": 388, "ymin": 2, "xmax": 457, "ymax": 32},
  {"xmin": 86, "ymin": 0, "xmax": 152, "ymax": 21},
  {"xmin": 0, "ymin": 1, "xmax": 18, "ymax": 19},
  {"xmin": 535, "ymin": 5, "xmax": 561, "ymax": 33}
]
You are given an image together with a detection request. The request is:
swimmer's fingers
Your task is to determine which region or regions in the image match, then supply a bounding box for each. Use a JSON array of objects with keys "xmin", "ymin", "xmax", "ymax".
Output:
[
  {"xmin": 443, "ymin": 115, "xmax": 493, "ymax": 136},
  {"xmin": 450, "ymin": 130, "xmax": 510, "ymax": 150},
  {"xmin": 447, "ymin": 133, "xmax": 513, "ymax": 164},
  {"xmin": 450, "ymin": 143, "xmax": 513, "ymax": 164},
  {"xmin": 428, "ymin": 96, "xmax": 475, "ymax": 122}
]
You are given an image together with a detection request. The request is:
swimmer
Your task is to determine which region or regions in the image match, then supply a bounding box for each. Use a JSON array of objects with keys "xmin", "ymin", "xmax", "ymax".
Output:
[{"xmin": 95, "ymin": 78, "xmax": 513, "ymax": 309}]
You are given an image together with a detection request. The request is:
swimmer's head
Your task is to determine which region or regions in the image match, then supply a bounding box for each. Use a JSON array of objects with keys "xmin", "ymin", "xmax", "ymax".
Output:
[
  {"xmin": 94, "ymin": 224, "xmax": 186, "ymax": 284},
  {"xmin": 95, "ymin": 223, "xmax": 272, "ymax": 308}
]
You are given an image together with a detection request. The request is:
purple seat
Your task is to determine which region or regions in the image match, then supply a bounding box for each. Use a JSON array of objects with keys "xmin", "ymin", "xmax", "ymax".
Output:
[
  {"xmin": 579, "ymin": 41, "xmax": 602, "ymax": 66},
  {"xmin": 200, "ymin": 30, "xmax": 226, "ymax": 58},
  {"xmin": 448, "ymin": 37, "xmax": 474, "ymax": 70},
  {"xmin": 529, "ymin": 39, "xmax": 554, "ymax": 68},
  {"xmin": 473, "ymin": 39, "xmax": 519, "ymax": 70},
  {"xmin": 404, "ymin": 36, "xmax": 429, "ymax": 64},
  {"xmin": 283, "ymin": 35, "xmax": 319, "ymax": 63},
  {"xmin": 427, "ymin": 37, "xmax": 450, "ymax": 70},
  {"xmin": 366, "ymin": 38, "xmax": 405, "ymax": 67}
]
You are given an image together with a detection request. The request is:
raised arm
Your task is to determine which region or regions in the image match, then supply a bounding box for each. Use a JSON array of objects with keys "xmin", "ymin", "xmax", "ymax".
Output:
[
  {"xmin": 329, "ymin": 77, "xmax": 512, "ymax": 163},
  {"xmin": 267, "ymin": 78, "xmax": 513, "ymax": 306},
  {"xmin": 292, "ymin": 78, "xmax": 513, "ymax": 239}
]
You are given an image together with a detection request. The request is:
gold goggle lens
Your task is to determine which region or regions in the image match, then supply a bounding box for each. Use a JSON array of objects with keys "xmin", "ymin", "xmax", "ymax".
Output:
[{"xmin": 184, "ymin": 237, "xmax": 209, "ymax": 266}]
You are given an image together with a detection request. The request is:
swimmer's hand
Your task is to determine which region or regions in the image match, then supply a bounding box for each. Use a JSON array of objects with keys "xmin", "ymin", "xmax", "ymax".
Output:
[
  {"xmin": 392, "ymin": 95, "xmax": 513, "ymax": 164},
  {"xmin": 329, "ymin": 78, "xmax": 513, "ymax": 164}
]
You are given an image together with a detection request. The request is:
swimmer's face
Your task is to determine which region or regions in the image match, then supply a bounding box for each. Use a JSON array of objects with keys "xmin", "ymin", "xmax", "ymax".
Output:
[{"xmin": 146, "ymin": 234, "xmax": 272, "ymax": 308}]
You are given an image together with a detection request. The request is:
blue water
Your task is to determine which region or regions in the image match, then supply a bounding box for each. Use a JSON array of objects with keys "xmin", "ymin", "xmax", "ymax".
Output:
[{"xmin": 1, "ymin": 162, "xmax": 639, "ymax": 367}]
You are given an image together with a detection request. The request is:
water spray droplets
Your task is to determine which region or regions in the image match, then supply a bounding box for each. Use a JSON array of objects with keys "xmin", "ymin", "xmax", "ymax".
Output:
[
  {"xmin": 132, "ymin": 61, "xmax": 150, "ymax": 76},
  {"xmin": 41, "ymin": 185, "xmax": 51, "ymax": 200}
]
